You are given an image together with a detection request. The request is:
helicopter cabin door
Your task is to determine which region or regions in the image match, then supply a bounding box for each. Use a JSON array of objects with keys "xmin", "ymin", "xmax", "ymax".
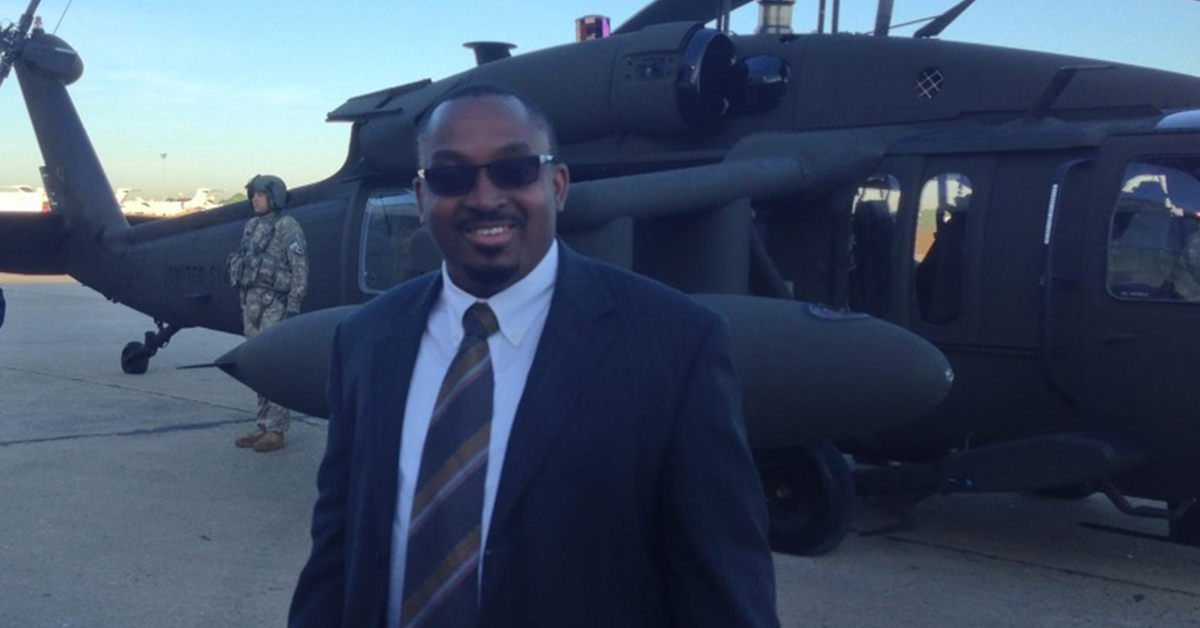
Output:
[{"xmin": 1052, "ymin": 129, "xmax": 1200, "ymax": 423}]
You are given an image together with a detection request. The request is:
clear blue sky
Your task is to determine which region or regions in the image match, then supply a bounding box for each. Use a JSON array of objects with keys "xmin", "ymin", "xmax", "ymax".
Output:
[{"xmin": 0, "ymin": 0, "xmax": 1196, "ymax": 200}]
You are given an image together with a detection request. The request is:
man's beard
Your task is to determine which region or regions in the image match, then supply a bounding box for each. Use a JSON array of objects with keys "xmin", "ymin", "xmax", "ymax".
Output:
[{"xmin": 463, "ymin": 262, "xmax": 519, "ymax": 292}]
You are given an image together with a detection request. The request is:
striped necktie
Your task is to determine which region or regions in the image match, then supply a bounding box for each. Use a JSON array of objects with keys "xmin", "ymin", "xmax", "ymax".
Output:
[{"xmin": 401, "ymin": 302, "xmax": 499, "ymax": 628}]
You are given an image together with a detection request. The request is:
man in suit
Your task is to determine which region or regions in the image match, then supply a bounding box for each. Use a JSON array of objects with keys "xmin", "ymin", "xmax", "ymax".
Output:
[{"xmin": 289, "ymin": 84, "xmax": 779, "ymax": 628}]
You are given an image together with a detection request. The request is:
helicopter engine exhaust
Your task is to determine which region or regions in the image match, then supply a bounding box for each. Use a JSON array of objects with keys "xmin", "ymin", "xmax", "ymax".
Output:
[{"xmin": 757, "ymin": 0, "xmax": 796, "ymax": 35}]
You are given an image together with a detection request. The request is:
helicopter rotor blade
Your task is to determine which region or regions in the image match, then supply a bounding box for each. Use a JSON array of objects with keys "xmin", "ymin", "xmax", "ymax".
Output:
[
  {"xmin": 913, "ymin": 0, "xmax": 979, "ymax": 38},
  {"xmin": 0, "ymin": 0, "xmax": 42, "ymax": 90},
  {"xmin": 615, "ymin": 0, "xmax": 757, "ymax": 35}
]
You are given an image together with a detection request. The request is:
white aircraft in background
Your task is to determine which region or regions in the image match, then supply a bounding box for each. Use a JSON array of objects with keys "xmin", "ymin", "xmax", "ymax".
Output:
[
  {"xmin": 117, "ymin": 188, "xmax": 221, "ymax": 217},
  {"xmin": 0, "ymin": 184, "xmax": 47, "ymax": 212}
]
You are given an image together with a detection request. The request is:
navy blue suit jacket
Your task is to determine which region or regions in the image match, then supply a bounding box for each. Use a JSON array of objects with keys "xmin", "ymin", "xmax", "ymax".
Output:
[{"xmin": 289, "ymin": 245, "xmax": 779, "ymax": 628}]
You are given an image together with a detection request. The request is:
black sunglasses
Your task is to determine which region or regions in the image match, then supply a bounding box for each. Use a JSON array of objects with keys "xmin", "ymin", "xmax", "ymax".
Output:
[{"xmin": 418, "ymin": 154, "xmax": 556, "ymax": 197}]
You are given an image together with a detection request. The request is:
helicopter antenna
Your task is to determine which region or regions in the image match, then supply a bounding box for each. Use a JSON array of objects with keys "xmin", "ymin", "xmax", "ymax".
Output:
[
  {"xmin": 888, "ymin": 15, "xmax": 937, "ymax": 30},
  {"xmin": 1023, "ymin": 65, "xmax": 1114, "ymax": 121},
  {"xmin": 52, "ymin": 0, "xmax": 74, "ymax": 35},
  {"xmin": 913, "ymin": 0, "xmax": 978, "ymax": 38}
]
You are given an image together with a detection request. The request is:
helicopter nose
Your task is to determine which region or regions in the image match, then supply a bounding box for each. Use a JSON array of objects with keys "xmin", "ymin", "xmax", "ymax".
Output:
[{"xmin": 214, "ymin": 306, "xmax": 357, "ymax": 417}]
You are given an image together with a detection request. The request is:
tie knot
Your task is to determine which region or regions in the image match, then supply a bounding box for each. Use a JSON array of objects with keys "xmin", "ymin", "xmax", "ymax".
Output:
[{"xmin": 463, "ymin": 302, "xmax": 499, "ymax": 340}]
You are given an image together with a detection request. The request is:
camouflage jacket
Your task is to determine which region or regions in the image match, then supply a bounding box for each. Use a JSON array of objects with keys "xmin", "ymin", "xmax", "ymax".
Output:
[{"xmin": 228, "ymin": 211, "xmax": 308, "ymax": 313}]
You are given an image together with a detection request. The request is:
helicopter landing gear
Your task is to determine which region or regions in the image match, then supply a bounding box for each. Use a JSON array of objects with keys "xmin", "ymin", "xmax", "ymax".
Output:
[
  {"xmin": 756, "ymin": 441, "xmax": 855, "ymax": 556},
  {"xmin": 121, "ymin": 319, "xmax": 182, "ymax": 375}
]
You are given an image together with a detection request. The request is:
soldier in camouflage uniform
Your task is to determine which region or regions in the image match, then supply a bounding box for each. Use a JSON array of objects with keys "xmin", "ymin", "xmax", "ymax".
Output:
[{"xmin": 228, "ymin": 175, "xmax": 307, "ymax": 452}]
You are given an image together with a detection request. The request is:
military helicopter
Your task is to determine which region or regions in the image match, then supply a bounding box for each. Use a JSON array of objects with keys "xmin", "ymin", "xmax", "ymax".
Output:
[{"xmin": 3, "ymin": 0, "xmax": 1200, "ymax": 556}]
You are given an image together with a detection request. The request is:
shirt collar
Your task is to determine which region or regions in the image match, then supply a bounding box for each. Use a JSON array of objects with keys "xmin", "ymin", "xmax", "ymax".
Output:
[{"xmin": 440, "ymin": 241, "xmax": 558, "ymax": 347}]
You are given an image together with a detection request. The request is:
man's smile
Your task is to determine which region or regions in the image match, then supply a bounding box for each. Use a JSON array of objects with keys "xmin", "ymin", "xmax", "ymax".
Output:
[
  {"xmin": 458, "ymin": 216, "xmax": 524, "ymax": 250},
  {"xmin": 469, "ymin": 224, "xmax": 511, "ymax": 236}
]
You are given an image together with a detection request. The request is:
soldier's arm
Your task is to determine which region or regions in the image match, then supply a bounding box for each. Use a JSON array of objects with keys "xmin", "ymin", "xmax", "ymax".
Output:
[
  {"xmin": 284, "ymin": 220, "xmax": 308, "ymax": 315},
  {"xmin": 227, "ymin": 220, "xmax": 256, "ymax": 287}
]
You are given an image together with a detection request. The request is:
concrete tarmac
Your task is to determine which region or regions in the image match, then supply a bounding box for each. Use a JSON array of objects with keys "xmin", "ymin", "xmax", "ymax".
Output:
[{"xmin": 1, "ymin": 278, "xmax": 1198, "ymax": 627}]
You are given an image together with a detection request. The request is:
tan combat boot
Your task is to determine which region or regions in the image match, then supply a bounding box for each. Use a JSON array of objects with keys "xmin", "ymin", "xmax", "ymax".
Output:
[
  {"xmin": 235, "ymin": 428, "xmax": 267, "ymax": 448},
  {"xmin": 254, "ymin": 431, "xmax": 285, "ymax": 453}
]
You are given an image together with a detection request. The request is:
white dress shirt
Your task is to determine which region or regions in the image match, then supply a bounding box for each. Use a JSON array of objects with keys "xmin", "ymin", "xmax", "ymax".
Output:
[{"xmin": 387, "ymin": 242, "xmax": 559, "ymax": 628}]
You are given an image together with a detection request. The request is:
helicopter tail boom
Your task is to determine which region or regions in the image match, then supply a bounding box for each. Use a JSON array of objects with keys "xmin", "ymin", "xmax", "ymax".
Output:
[{"xmin": 12, "ymin": 28, "xmax": 129, "ymax": 251}]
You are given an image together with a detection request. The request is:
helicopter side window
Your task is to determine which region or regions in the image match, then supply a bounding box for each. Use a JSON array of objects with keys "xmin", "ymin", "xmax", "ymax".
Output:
[
  {"xmin": 913, "ymin": 173, "xmax": 972, "ymax": 325},
  {"xmin": 1107, "ymin": 158, "xmax": 1200, "ymax": 302},
  {"xmin": 848, "ymin": 174, "xmax": 900, "ymax": 317},
  {"xmin": 360, "ymin": 191, "xmax": 422, "ymax": 294}
]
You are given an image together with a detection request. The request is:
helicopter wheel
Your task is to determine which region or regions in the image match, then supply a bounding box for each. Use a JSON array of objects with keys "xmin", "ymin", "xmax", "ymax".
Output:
[
  {"xmin": 756, "ymin": 441, "xmax": 855, "ymax": 556},
  {"xmin": 121, "ymin": 341, "xmax": 150, "ymax": 375},
  {"xmin": 1169, "ymin": 499, "xmax": 1200, "ymax": 546}
]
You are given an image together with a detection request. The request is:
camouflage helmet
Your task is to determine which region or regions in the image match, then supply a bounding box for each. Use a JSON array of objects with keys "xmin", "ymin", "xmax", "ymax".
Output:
[{"xmin": 245, "ymin": 174, "xmax": 288, "ymax": 210}]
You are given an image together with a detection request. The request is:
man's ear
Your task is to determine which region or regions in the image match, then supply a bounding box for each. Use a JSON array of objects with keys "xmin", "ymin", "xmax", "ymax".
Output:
[
  {"xmin": 553, "ymin": 163, "xmax": 570, "ymax": 214},
  {"xmin": 414, "ymin": 177, "xmax": 427, "ymax": 223}
]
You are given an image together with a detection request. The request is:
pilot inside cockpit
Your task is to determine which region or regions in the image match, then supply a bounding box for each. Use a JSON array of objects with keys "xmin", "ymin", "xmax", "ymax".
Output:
[{"xmin": 914, "ymin": 195, "xmax": 969, "ymax": 324}]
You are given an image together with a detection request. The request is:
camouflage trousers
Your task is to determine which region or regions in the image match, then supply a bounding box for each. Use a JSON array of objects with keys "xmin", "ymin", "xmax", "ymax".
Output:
[{"xmin": 241, "ymin": 286, "xmax": 291, "ymax": 433}]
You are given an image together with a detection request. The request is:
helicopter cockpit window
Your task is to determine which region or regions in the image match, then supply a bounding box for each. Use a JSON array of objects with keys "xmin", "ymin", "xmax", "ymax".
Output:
[
  {"xmin": 360, "ymin": 191, "xmax": 422, "ymax": 294},
  {"xmin": 913, "ymin": 173, "xmax": 972, "ymax": 325},
  {"xmin": 848, "ymin": 174, "xmax": 900, "ymax": 317},
  {"xmin": 1107, "ymin": 158, "xmax": 1200, "ymax": 302}
]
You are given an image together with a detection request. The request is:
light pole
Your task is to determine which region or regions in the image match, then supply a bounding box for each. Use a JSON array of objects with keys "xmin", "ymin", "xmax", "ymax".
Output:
[{"xmin": 160, "ymin": 153, "xmax": 168, "ymax": 200}]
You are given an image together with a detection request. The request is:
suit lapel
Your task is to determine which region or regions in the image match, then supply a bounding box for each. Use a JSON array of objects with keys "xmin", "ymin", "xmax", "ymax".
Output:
[
  {"xmin": 490, "ymin": 247, "xmax": 616, "ymax": 534},
  {"xmin": 363, "ymin": 274, "xmax": 443, "ymax": 530}
]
